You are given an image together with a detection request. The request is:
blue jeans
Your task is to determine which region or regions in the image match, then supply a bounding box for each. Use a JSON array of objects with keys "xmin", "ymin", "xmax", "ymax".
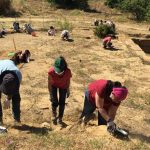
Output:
[
  {"xmin": 80, "ymin": 90, "xmax": 107, "ymax": 125},
  {"xmin": 80, "ymin": 90, "xmax": 95, "ymax": 119}
]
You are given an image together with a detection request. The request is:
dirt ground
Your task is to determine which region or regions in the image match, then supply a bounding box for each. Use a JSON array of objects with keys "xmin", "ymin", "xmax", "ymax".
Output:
[{"xmin": 0, "ymin": 7, "xmax": 150, "ymax": 150}]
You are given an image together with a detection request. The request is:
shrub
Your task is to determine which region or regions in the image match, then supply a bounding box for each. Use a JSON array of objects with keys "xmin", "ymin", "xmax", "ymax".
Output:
[
  {"xmin": 56, "ymin": 19, "xmax": 73, "ymax": 31},
  {"xmin": 0, "ymin": 0, "xmax": 11, "ymax": 14},
  {"xmin": 94, "ymin": 24, "xmax": 115, "ymax": 39},
  {"xmin": 47, "ymin": 0, "xmax": 89, "ymax": 10}
]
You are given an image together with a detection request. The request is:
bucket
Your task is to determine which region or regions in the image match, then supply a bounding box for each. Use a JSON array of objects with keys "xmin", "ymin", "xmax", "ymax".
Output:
[{"xmin": 31, "ymin": 31, "xmax": 36, "ymax": 37}]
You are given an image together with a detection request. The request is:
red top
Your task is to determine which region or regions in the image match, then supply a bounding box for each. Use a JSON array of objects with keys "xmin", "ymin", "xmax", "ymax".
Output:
[
  {"xmin": 48, "ymin": 67, "xmax": 72, "ymax": 89},
  {"xmin": 88, "ymin": 79, "xmax": 120, "ymax": 111},
  {"xmin": 103, "ymin": 36, "xmax": 112, "ymax": 43}
]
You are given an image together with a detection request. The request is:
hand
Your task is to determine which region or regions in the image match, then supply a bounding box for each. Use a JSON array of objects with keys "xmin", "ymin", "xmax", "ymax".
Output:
[
  {"xmin": 4, "ymin": 99, "xmax": 10, "ymax": 109},
  {"xmin": 66, "ymin": 89, "xmax": 70, "ymax": 98},
  {"xmin": 107, "ymin": 120, "xmax": 116, "ymax": 133}
]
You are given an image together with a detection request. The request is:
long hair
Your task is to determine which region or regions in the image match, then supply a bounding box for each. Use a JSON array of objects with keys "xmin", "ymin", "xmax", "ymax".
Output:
[
  {"xmin": 10, "ymin": 51, "xmax": 21, "ymax": 65},
  {"xmin": 60, "ymin": 56, "xmax": 68, "ymax": 70}
]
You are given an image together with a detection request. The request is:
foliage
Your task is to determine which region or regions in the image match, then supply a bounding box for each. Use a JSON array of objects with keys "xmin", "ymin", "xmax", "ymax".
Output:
[
  {"xmin": 120, "ymin": 0, "xmax": 147, "ymax": 20},
  {"xmin": 56, "ymin": 19, "xmax": 73, "ymax": 31},
  {"xmin": 47, "ymin": 0, "xmax": 89, "ymax": 10},
  {"xmin": 94, "ymin": 24, "xmax": 115, "ymax": 39},
  {"xmin": 0, "ymin": 0, "xmax": 11, "ymax": 14},
  {"xmin": 105, "ymin": 0, "xmax": 150, "ymax": 21}
]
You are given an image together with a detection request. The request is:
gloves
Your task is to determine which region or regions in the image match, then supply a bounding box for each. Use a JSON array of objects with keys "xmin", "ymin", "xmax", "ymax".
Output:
[
  {"xmin": 4, "ymin": 99, "xmax": 10, "ymax": 109},
  {"xmin": 66, "ymin": 88, "xmax": 70, "ymax": 98},
  {"xmin": 107, "ymin": 119, "xmax": 116, "ymax": 133}
]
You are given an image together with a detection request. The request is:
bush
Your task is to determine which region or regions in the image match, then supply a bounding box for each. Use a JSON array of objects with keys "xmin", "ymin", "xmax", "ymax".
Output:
[
  {"xmin": 145, "ymin": 4, "xmax": 150, "ymax": 21},
  {"xmin": 120, "ymin": 0, "xmax": 147, "ymax": 21},
  {"xmin": 47, "ymin": 0, "xmax": 89, "ymax": 10},
  {"xmin": 94, "ymin": 24, "xmax": 115, "ymax": 39},
  {"xmin": 0, "ymin": 0, "xmax": 11, "ymax": 14},
  {"xmin": 56, "ymin": 19, "xmax": 73, "ymax": 31}
]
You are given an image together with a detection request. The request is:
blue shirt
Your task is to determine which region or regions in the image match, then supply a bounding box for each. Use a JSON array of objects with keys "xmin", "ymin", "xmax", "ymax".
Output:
[{"xmin": 0, "ymin": 60, "xmax": 22, "ymax": 82}]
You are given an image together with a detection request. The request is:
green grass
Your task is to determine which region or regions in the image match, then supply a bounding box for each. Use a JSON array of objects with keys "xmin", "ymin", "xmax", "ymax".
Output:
[
  {"xmin": 56, "ymin": 19, "xmax": 73, "ymax": 31},
  {"xmin": 89, "ymin": 139, "xmax": 104, "ymax": 149}
]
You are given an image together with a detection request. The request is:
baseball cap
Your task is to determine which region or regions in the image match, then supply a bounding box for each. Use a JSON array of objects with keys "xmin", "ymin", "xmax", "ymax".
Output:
[{"xmin": 54, "ymin": 57, "xmax": 66, "ymax": 73}]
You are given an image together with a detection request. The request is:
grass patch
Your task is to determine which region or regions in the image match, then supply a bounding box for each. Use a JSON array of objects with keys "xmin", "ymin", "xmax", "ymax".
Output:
[
  {"xmin": 89, "ymin": 139, "xmax": 104, "ymax": 149},
  {"xmin": 56, "ymin": 19, "xmax": 73, "ymax": 31}
]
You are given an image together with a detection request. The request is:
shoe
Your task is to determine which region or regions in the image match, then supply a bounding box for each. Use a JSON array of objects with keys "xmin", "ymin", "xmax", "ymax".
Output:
[
  {"xmin": 0, "ymin": 120, "xmax": 3, "ymax": 126},
  {"xmin": 14, "ymin": 120, "xmax": 21, "ymax": 126},
  {"xmin": 52, "ymin": 117, "xmax": 57, "ymax": 125},
  {"xmin": 57, "ymin": 118, "xmax": 64, "ymax": 128}
]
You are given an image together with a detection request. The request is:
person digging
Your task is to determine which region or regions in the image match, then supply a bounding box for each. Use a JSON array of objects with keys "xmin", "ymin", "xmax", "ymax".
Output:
[{"xmin": 80, "ymin": 79, "xmax": 128, "ymax": 136}]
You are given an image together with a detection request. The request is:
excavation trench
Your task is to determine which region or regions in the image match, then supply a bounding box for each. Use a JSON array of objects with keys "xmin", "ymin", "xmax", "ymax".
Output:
[{"xmin": 132, "ymin": 38, "xmax": 150, "ymax": 54}]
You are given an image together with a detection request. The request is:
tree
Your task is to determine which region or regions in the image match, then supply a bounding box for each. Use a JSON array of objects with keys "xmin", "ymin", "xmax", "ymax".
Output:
[
  {"xmin": 47, "ymin": 0, "xmax": 89, "ymax": 10},
  {"xmin": 120, "ymin": 0, "xmax": 148, "ymax": 20},
  {"xmin": 0, "ymin": 0, "xmax": 11, "ymax": 14}
]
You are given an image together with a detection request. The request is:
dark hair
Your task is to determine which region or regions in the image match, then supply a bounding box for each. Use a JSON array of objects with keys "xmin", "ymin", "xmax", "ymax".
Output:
[
  {"xmin": 60, "ymin": 56, "xmax": 68, "ymax": 70},
  {"xmin": 10, "ymin": 52, "xmax": 21, "ymax": 65},
  {"xmin": 104, "ymin": 80, "xmax": 122, "ymax": 97},
  {"xmin": 20, "ymin": 50, "xmax": 31, "ymax": 63},
  {"xmin": 50, "ymin": 26, "xmax": 54, "ymax": 29},
  {"xmin": 113, "ymin": 81, "xmax": 122, "ymax": 87},
  {"xmin": 10, "ymin": 50, "xmax": 31, "ymax": 64}
]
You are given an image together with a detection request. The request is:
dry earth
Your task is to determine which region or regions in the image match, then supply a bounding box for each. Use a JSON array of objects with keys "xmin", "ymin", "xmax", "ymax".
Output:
[{"xmin": 0, "ymin": 4, "xmax": 150, "ymax": 150}]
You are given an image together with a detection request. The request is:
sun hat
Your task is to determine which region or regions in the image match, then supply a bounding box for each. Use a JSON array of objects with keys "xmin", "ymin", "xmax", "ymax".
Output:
[
  {"xmin": 54, "ymin": 57, "xmax": 66, "ymax": 73},
  {"xmin": 112, "ymin": 87, "xmax": 128, "ymax": 101}
]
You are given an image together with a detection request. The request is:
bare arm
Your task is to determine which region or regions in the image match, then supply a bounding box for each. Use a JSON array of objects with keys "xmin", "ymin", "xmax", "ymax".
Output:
[
  {"xmin": 48, "ymin": 75, "xmax": 52, "ymax": 93},
  {"xmin": 108, "ymin": 105, "xmax": 119, "ymax": 121},
  {"xmin": 95, "ymin": 92, "xmax": 110, "ymax": 122}
]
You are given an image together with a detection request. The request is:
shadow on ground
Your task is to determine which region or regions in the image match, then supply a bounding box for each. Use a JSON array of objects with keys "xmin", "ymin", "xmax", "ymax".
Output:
[
  {"xmin": 130, "ymin": 132, "xmax": 150, "ymax": 143},
  {"xmin": 13, "ymin": 124, "xmax": 51, "ymax": 135}
]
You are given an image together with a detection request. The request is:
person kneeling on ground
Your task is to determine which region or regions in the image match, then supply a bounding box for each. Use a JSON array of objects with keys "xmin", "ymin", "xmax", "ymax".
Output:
[
  {"xmin": 80, "ymin": 79, "xmax": 128, "ymax": 134},
  {"xmin": 48, "ymin": 56, "xmax": 72, "ymax": 127},
  {"xmin": 13, "ymin": 22, "xmax": 20, "ymax": 33},
  {"xmin": 11, "ymin": 50, "xmax": 31, "ymax": 63},
  {"xmin": 61, "ymin": 30, "xmax": 70, "ymax": 41},
  {"xmin": 48, "ymin": 26, "xmax": 56, "ymax": 36},
  {"xmin": 0, "ymin": 59, "xmax": 22, "ymax": 126}
]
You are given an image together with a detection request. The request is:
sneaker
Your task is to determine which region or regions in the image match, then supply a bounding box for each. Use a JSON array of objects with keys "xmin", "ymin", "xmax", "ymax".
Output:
[
  {"xmin": 52, "ymin": 117, "xmax": 57, "ymax": 125},
  {"xmin": 0, "ymin": 120, "xmax": 3, "ymax": 126},
  {"xmin": 57, "ymin": 118, "xmax": 64, "ymax": 128},
  {"xmin": 14, "ymin": 120, "xmax": 21, "ymax": 126}
]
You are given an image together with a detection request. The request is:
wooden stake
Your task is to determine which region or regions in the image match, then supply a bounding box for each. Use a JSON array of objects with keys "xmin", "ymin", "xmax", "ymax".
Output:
[{"xmin": 13, "ymin": 38, "xmax": 17, "ymax": 51}]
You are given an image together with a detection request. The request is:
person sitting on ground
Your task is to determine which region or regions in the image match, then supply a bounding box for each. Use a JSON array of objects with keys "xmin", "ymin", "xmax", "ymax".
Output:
[
  {"xmin": 0, "ymin": 28, "xmax": 6, "ymax": 38},
  {"xmin": 0, "ymin": 32, "xmax": 3, "ymax": 38},
  {"xmin": 48, "ymin": 26, "xmax": 56, "ymax": 36},
  {"xmin": 0, "ymin": 59, "xmax": 22, "ymax": 126},
  {"xmin": 13, "ymin": 22, "xmax": 20, "ymax": 32},
  {"xmin": 80, "ymin": 79, "xmax": 128, "ymax": 134},
  {"xmin": 10, "ymin": 50, "xmax": 31, "ymax": 64},
  {"xmin": 61, "ymin": 30, "xmax": 70, "ymax": 41},
  {"xmin": 48, "ymin": 56, "xmax": 72, "ymax": 127},
  {"xmin": 24, "ymin": 24, "xmax": 34, "ymax": 35},
  {"xmin": 94, "ymin": 19, "xmax": 99, "ymax": 26}
]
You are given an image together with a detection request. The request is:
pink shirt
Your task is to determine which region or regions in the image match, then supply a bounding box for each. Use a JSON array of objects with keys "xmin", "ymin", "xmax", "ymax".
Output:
[
  {"xmin": 103, "ymin": 36, "xmax": 112, "ymax": 43},
  {"xmin": 48, "ymin": 67, "xmax": 72, "ymax": 89}
]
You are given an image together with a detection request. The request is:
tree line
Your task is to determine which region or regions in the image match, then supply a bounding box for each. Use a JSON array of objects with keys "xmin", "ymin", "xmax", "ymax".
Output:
[{"xmin": 105, "ymin": 0, "xmax": 150, "ymax": 21}]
